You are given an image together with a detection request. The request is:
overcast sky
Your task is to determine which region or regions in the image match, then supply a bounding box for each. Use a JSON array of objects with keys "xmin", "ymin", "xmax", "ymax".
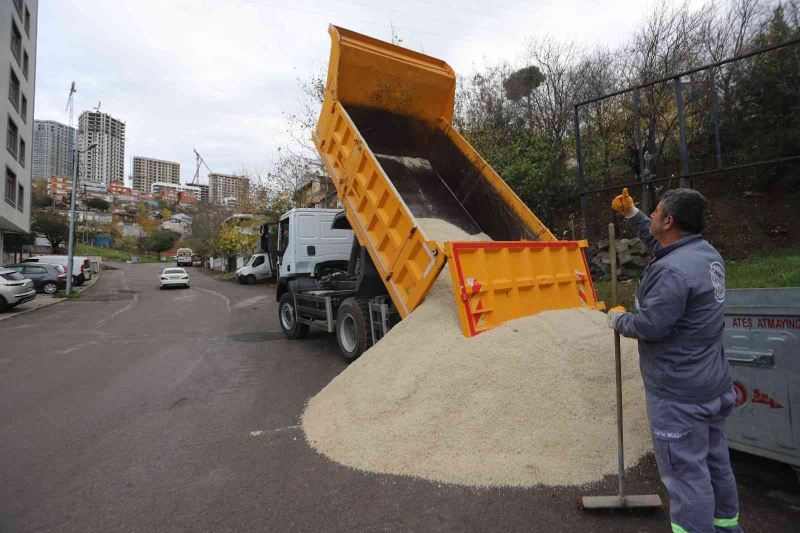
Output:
[{"xmin": 34, "ymin": 0, "xmax": 699, "ymax": 185}]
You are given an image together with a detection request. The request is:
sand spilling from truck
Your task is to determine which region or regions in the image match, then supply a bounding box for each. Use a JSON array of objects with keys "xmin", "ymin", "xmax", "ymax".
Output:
[{"xmin": 302, "ymin": 219, "xmax": 650, "ymax": 488}]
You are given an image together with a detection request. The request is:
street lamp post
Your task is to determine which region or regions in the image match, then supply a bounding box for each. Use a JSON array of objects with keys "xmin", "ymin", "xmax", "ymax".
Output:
[{"xmin": 65, "ymin": 142, "xmax": 96, "ymax": 295}]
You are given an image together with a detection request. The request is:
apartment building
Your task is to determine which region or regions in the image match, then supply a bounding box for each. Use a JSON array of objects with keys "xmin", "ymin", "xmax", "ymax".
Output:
[
  {"xmin": 1, "ymin": 0, "xmax": 38, "ymax": 259},
  {"xmin": 47, "ymin": 175, "xmax": 71, "ymax": 199},
  {"xmin": 32, "ymin": 119, "xmax": 76, "ymax": 181},
  {"xmin": 107, "ymin": 179, "xmax": 131, "ymax": 196},
  {"xmin": 150, "ymin": 181, "xmax": 199, "ymax": 205},
  {"xmin": 195, "ymin": 183, "xmax": 209, "ymax": 203},
  {"xmin": 78, "ymin": 110, "xmax": 125, "ymax": 187},
  {"xmin": 131, "ymin": 156, "xmax": 179, "ymax": 194},
  {"xmin": 208, "ymin": 172, "xmax": 249, "ymax": 205}
]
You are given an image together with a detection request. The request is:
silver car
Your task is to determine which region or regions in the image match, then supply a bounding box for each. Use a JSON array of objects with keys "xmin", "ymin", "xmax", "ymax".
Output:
[{"xmin": 0, "ymin": 267, "xmax": 36, "ymax": 312}]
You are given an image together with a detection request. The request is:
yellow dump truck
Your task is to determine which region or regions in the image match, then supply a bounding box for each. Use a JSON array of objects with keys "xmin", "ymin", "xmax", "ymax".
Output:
[{"xmin": 276, "ymin": 26, "xmax": 601, "ymax": 360}]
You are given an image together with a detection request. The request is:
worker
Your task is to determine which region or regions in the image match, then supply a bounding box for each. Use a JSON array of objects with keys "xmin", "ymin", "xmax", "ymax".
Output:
[{"xmin": 608, "ymin": 188, "xmax": 742, "ymax": 533}]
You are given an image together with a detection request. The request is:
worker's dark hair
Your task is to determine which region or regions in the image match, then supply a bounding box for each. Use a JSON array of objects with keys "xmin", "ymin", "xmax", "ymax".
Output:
[{"xmin": 659, "ymin": 188, "xmax": 707, "ymax": 234}]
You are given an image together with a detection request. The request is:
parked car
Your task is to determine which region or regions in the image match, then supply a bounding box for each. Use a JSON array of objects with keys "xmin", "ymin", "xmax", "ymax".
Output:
[
  {"xmin": 159, "ymin": 267, "xmax": 190, "ymax": 289},
  {"xmin": 0, "ymin": 267, "xmax": 36, "ymax": 311},
  {"xmin": 4, "ymin": 264, "xmax": 67, "ymax": 294},
  {"xmin": 21, "ymin": 255, "xmax": 92, "ymax": 285},
  {"xmin": 236, "ymin": 253, "xmax": 274, "ymax": 284}
]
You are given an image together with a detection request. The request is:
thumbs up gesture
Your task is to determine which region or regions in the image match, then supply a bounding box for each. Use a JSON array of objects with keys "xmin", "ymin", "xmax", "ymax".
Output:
[{"xmin": 611, "ymin": 188, "xmax": 636, "ymax": 217}]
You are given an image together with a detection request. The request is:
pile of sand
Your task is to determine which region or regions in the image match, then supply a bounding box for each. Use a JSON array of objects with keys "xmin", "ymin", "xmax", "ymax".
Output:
[{"xmin": 301, "ymin": 219, "xmax": 651, "ymax": 488}]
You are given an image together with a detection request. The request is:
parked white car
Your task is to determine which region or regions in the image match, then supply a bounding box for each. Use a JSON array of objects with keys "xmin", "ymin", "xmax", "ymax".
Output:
[
  {"xmin": 159, "ymin": 267, "xmax": 190, "ymax": 289},
  {"xmin": 0, "ymin": 267, "xmax": 36, "ymax": 311}
]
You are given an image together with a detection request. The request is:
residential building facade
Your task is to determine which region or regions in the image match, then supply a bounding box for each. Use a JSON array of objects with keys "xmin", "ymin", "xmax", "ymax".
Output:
[
  {"xmin": 107, "ymin": 179, "xmax": 131, "ymax": 196},
  {"xmin": 208, "ymin": 172, "xmax": 249, "ymax": 205},
  {"xmin": 195, "ymin": 183, "xmax": 209, "ymax": 203},
  {"xmin": 32, "ymin": 119, "xmax": 76, "ymax": 182},
  {"xmin": 1, "ymin": 0, "xmax": 38, "ymax": 258},
  {"xmin": 131, "ymin": 156, "xmax": 179, "ymax": 194},
  {"xmin": 47, "ymin": 175, "xmax": 71, "ymax": 200},
  {"xmin": 78, "ymin": 110, "xmax": 125, "ymax": 187}
]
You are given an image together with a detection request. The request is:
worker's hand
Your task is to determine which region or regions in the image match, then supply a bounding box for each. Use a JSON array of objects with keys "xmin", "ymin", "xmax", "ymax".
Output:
[
  {"xmin": 611, "ymin": 188, "xmax": 638, "ymax": 218},
  {"xmin": 606, "ymin": 305, "xmax": 626, "ymax": 330}
]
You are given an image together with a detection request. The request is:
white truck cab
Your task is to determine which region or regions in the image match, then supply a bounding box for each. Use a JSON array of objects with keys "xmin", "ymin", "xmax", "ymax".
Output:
[{"xmin": 276, "ymin": 208, "xmax": 353, "ymax": 280}]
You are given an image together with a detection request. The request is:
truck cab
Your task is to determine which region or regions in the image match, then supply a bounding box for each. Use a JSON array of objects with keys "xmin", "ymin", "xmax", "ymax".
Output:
[
  {"xmin": 275, "ymin": 208, "xmax": 353, "ymax": 288},
  {"xmin": 236, "ymin": 253, "xmax": 273, "ymax": 284}
]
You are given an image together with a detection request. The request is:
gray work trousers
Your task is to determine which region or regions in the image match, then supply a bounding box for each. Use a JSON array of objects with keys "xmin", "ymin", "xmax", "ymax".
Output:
[{"xmin": 646, "ymin": 388, "xmax": 743, "ymax": 533}]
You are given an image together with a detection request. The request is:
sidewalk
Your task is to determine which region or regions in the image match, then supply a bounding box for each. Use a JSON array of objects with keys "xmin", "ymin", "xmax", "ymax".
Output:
[{"xmin": 0, "ymin": 270, "xmax": 101, "ymax": 322}]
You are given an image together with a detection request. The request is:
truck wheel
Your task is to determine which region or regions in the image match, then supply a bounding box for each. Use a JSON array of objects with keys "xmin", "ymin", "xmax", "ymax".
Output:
[
  {"xmin": 279, "ymin": 292, "xmax": 308, "ymax": 339},
  {"xmin": 0, "ymin": 296, "xmax": 7, "ymax": 312},
  {"xmin": 246, "ymin": 275, "xmax": 256, "ymax": 285},
  {"xmin": 336, "ymin": 298, "xmax": 371, "ymax": 361}
]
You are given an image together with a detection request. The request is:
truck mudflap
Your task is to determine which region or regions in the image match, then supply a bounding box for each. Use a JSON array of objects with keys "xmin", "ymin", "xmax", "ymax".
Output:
[{"xmin": 445, "ymin": 241, "xmax": 604, "ymax": 337}]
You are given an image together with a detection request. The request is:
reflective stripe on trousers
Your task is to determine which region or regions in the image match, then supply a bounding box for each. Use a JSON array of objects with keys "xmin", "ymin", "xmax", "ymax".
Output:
[{"xmin": 646, "ymin": 388, "xmax": 743, "ymax": 533}]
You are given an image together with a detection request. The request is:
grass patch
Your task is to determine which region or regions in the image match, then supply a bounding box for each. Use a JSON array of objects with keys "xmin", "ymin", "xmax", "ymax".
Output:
[
  {"xmin": 214, "ymin": 272, "xmax": 237, "ymax": 282},
  {"xmin": 726, "ymin": 248, "xmax": 800, "ymax": 289},
  {"xmin": 52, "ymin": 290, "xmax": 81, "ymax": 299},
  {"xmin": 593, "ymin": 247, "xmax": 800, "ymax": 309},
  {"xmin": 593, "ymin": 279, "xmax": 637, "ymax": 310},
  {"xmin": 75, "ymin": 244, "xmax": 158, "ymax": 263}
]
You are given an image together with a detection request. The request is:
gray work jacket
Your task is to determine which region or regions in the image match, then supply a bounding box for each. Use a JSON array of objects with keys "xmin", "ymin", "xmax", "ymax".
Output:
[{"xmin": 616, "ymin": 210, "xmax": 732, "ymax": 403}]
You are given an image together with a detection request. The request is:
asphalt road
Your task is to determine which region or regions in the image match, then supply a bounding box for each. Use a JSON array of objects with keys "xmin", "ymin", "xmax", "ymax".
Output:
[{"xmin": 0, "ymin": 263, "xmax": 797, "ymax": 532}]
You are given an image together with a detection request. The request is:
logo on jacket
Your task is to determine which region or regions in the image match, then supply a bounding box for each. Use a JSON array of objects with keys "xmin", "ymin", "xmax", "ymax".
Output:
[{"xmin": 710, "ymin": 261, "xmax": 725, "ymax": 303}]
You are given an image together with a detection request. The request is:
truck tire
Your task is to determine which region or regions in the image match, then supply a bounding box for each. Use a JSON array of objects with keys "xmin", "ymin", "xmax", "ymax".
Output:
[
  {"xmin": 279, "ymin": 292, "xmax": 308, "ymax": 339},
  {"xmin": 246, "ymin": 275, "xmax": 256, "ymax": 285},
  {"xmin": 336, "ymin": 298, "xmax": 372, "ymax": 361}
]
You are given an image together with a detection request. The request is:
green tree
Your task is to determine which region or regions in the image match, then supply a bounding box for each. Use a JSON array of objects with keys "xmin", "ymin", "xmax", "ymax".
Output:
[
  {"xmin": 2, "ymin": 231, "xmax": 35, "ymax": 263},
  {"xmin": 86, "ymin": 197, "xmax": 110, "ymax": 211},
  {"xmin": 31, "ymin": 180, "xmax": 52, "ymax": 208},
  {"xmin": 140, "ymin": 229, "xmax": 180, "ymax": 260},
  {"xmin": 32, "ymin": 209, "xmax": 69, "ymax": 252}
]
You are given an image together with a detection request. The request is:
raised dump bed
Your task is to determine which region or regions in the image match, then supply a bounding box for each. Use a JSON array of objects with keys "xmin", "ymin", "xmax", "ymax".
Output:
[{"xmin": 313, "ymin": 25, "xmax": 601, "ymax": 336}]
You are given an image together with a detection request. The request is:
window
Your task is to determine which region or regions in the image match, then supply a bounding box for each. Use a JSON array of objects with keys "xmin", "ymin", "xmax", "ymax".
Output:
[
  {"xmin": 6, "ymin": 117, "xmax": 18, "ymax": 157},
  {"xmin": 19, "ymin": 137, "xmax": 25, "ymax": 165},
  {"xmin": 1, "ymin": 271, "xmax": 24, "ymax": 281},
  {"xmin": 24, "ymin": 266, "xmax": 46, "ymax": 274},
  {"xmin": 20, "ymin": 94, "xmax": 26, "ymax": 122},
  {"xmin": 17, "ymin": 183, "xmax": 23, "ymax": 211},
  {"xmin": 8, "ymin": 68, "xmax": 19, "ymax": 110},
  {"xmin": 10, "ymin": 21, "xmax": 21, "ymax": 65},
  {"xmin": 22, "ymin": 50, "xmax": 28, "ymax": 78},
  {"xmin": 24, "ymin": 6, "xmax": 30, "ymax": 36},
  {"xmin": 5, "ymin": 167, "xmax": 16, "ymax": 206}
]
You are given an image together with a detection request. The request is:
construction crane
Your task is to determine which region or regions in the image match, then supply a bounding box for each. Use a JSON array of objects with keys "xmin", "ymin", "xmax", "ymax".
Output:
[{"xmin": 191, "ymin": 148, "xmax": 213, "ymax": 185}]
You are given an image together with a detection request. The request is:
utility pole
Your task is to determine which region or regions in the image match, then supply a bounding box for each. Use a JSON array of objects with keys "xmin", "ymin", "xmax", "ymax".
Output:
[
  {"xmin": 65, "ymin": 147, "xmax": 79, "ymax": 295},
  {"xmin": 65, "ymin": 82, "xmax": 77, "ymax": 295}
]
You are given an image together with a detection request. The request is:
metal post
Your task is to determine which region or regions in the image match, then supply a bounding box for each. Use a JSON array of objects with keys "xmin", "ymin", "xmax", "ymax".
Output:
[
  {"xmin": 633, "ymin": 89, "xmax": 648, "ymax": 211},
  {"xmin": 674, "ymin": 77, "xmax": 690, "ymax": 187},
  {"xmin": 574, "ymin": 105, "xmax": 587, "ymax": 232},
  {"xmin": 608, "ymin": 223, "xmax": 624, "ymax": 500},
  {"xmin": 709, "ymin": 70, "xmax": 723, "ymax": 169},
  {"xmin": 65, "ymin": 149, "xmax": 79, "ymax": 295}
]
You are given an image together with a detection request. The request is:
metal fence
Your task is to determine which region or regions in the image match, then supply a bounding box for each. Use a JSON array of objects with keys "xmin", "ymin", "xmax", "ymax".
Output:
[{"xmin": 574, "ymin": 36, "xmax": 800, "ymax": 224}]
